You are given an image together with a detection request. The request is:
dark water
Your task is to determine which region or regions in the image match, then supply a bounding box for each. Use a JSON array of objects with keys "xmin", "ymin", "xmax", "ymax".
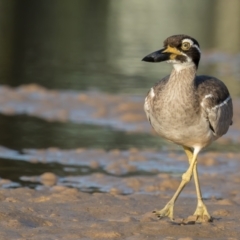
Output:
[
  {"xmin": 0, "ymin": 0, "xmax": 239, "ymax": 94},
  {"xmin": 0, "ymin": 114, "xmax": 238, "ymax": 152},
  {"xmin": 0, "ymin": 114, "xmax": 164, "ymax": 151},
  {"xmin": 0, "ymin": 0, "xmax": 239, "ymax": 190}
]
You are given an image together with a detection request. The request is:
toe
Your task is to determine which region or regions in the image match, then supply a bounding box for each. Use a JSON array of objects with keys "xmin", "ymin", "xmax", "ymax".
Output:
[{"xmin": 152, "ymin": 203, "xmax": 174, "ymax": 220}]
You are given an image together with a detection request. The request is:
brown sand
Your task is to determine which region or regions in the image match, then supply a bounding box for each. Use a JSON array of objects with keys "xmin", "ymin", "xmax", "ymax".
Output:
[
  {"xmin": 0, "ymin": 184, "xmax": 239, "ymax": 240},
  {"xmin": 0, "ymin": 148, "xmax": 240, "ymax": 239}
]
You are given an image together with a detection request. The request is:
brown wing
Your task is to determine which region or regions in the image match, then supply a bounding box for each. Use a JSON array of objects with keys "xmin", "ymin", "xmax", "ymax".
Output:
[{"xmin": 196, "ymin": 75, "xmax": 233, "ymax": 137}]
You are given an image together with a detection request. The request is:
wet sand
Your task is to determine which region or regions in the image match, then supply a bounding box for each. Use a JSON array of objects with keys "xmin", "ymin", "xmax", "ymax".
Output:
[
  {"xmin": 0, "ymin": 173, "xmax": 240, "ymax": 240},
  {"xmin": 0, "ymin": 85, "xmax": 239, "ymax": 239},
  {"xmin": 0, "ymin": 150, "xmax": 240, "ymax": 239}
]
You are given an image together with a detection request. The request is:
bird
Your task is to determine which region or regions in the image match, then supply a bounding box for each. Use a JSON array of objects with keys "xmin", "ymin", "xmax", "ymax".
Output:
[{"xmin": 142, "ymin": 34, "xmax": 233, "ymax": 222}]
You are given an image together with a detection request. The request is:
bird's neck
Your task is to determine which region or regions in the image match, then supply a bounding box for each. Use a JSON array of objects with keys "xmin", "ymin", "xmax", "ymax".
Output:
[
  {"xmin": 169, "ymin": 63, "xmax": 197, "ymax": 86},
  {"xmin": 161, "ymin": 63, "xmax": 199, "ymax": 115},
  {"xmin": 172, "ymin": 61, "xmax": 197, "ymax": 73},
  {"xmin": 164, "ymin": 64, "xmax": 197, "ymax": 103}
]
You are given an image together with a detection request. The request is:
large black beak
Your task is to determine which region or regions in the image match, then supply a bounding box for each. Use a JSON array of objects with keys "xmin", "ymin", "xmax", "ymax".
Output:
[{"xmin": 142, "ymin": 48, "xmax": 170, "ymax": 62}]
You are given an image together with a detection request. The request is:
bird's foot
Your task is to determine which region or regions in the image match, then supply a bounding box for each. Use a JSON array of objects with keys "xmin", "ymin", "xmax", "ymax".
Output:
[
  {"xmin": 152, "ymin": 202, "xmax": 174, "ymax": 220},
  {"xmin": 187, "ymin": 203, "xmax": 213, "ymax": 223}
]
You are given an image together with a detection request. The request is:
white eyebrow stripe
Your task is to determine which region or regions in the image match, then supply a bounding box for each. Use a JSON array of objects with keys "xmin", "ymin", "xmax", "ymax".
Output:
[
  {"xmin": 182, "ymin": 39, "xmax": 194, "ymax": 45},
  {"xmin": 212, "ymin": 96, "xmax": 231, "ymax": 110},
  {"xmin": 193, "ymin": 44, "xmax": 201, "ymax": 54},
  {"xmin": 182, "ymin": 38, "xmax": 201, "ymax": 54}
]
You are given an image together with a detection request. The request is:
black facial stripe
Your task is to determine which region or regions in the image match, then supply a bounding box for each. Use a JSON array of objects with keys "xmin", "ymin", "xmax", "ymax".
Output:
[{"xmin": 176, "ymin": 55, "xmax": 187, "ymax": 63}]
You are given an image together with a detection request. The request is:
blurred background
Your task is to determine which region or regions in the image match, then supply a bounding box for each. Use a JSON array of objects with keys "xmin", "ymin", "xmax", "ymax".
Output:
[
  {"xmin": 1, "ymin": 0, "xmax": 240, "ymax": 93},
  {"xmin": 0, "ymin": 0, "xmax": 239, "ymax": 190}
]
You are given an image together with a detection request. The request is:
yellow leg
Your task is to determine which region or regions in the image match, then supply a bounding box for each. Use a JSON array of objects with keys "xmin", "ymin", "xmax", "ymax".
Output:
[
  {"xmin": 153, "ymin": 147, "xmax": 200, "ymax": 220},
  {"xmin": 183, "ymin": 146, "xmax": 212, "ymax": 222}
]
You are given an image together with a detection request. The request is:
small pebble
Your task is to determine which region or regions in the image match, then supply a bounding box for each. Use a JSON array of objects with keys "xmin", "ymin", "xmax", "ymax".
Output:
[{"xmin": 40, "ymin": 172, "xmax": 58, "ymax": 187}]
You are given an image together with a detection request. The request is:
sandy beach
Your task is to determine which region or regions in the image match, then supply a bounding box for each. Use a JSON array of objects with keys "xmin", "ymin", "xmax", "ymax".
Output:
[{"xmin": 0, "ymin": 169, "xmax": 240, "ymax": 239}]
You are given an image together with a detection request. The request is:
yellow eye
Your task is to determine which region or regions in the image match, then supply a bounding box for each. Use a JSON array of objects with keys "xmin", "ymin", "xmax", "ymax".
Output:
[{"xmin": 181, "ymin": 42, "xmax": 191, "ymax": 50}]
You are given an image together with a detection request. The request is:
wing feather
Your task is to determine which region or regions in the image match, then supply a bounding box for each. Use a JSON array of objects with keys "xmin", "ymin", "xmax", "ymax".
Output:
[{"xmin": 196, "ymin": 75, "xmax": 233, "ymax": 137}]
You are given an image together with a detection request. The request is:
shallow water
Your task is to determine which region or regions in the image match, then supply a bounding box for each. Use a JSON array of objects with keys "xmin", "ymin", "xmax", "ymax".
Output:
[
  {"xmin": 0, "ymin": 146, "xmax": 239, "ymax": 196},
  {"xmin": 0, "ymin": 85, "xmax": 239, "ymax": 193}
]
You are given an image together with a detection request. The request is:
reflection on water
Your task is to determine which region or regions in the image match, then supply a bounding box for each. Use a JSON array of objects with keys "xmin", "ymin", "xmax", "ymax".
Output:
[
  {"xmin": 0, "ymin": 114, "xmax": 164, "ymax": 150},
  {"xmin": 0, "ymin": 0, "xmax": 239, "ymax": 94},
  {"xmin": 0, "ymin": 114, "xmax": 238, "ymax": 152}
]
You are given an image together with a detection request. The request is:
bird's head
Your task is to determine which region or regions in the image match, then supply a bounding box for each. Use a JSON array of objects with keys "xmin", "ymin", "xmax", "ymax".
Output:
[{"xmin": 142, "ymin": 35, "xmax": 201, "ymax": 70}]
